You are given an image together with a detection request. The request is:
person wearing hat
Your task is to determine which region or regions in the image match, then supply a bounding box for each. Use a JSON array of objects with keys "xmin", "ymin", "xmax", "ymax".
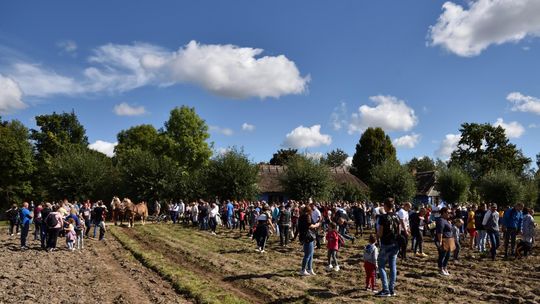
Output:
[{"xmin": 482, "ymin": 204, "xmax": 500, "ymax": 260}]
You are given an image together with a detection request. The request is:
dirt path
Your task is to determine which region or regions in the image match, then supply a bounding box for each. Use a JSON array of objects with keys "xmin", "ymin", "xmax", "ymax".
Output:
[{"xmin": 0, "ymin": 232, "xmax": 190, "ymax": 304}]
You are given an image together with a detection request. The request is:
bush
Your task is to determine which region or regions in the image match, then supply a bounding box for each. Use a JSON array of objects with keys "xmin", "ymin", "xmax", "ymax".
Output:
[
  {"xmin": 479, "ymin": 170, "xmax": 522, "ymax": 207},
  {"xmin": 280, "ymin": 156, "xmax": 333, "ymax": 201},
  {"xmin": 369, "ymin": 160, "xmax": 416, "ymax": 203},
  {"xmin": 437, "ymin": 167, "xmax": 470, "ymax": 204}
]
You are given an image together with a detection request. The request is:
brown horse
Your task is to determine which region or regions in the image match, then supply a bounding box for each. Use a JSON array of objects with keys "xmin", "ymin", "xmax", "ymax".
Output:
[
  {"xmin": 123, "ymin": 198, "xmax": 148, "ymax": 227},
  {"xmin": 111, "ymin": 196, "xmax": 125, "ymax": 226}
]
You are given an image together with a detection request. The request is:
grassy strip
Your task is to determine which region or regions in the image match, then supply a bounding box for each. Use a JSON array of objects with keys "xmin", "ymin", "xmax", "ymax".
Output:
[{"xmin": 110, "ymin": 227, "xmax": 251, "ymax": 304}]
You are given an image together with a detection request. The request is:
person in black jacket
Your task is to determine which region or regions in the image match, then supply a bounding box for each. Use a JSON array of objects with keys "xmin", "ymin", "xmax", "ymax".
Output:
[
  {"xmin": 5, "ymin": 204, "xmax": 20, "ymax": 236},
  {"xmin": 40, "ymin": 203, "xmax": 52, "ymax": 249},
  {"xmin": 410, "ymin": 207, "xmax": 427, "ymax": 257}
]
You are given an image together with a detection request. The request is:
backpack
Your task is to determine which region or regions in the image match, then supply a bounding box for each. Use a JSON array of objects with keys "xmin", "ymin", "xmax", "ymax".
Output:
[
  {"xmin": 46, "ymin": 213, "xmax": 58, "ymax": 228},
  {"xmin": 381, "ymin": 213, "xmax": 400, "ymax": 243}
]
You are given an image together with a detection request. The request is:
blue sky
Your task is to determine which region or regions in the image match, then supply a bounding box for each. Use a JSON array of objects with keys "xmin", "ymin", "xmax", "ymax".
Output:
[{"xmin": 1, "ymin": 0, "xmax": 540, "ymax": 165}]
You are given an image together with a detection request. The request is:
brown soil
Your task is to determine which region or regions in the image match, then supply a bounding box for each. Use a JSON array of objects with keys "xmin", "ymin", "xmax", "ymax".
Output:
[{"xmin": 0, "ymin": 231, "xmax": 190, "ymax": 304}]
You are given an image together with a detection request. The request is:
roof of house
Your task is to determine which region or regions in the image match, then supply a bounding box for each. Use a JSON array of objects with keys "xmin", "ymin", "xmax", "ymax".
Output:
[
  {"xmin": 415, "ymin": 170, "xmax": 438, "ymax": 196},
  {"xmin": 257, "ymin": 164, "xmax": 368, "ymax": 193}
]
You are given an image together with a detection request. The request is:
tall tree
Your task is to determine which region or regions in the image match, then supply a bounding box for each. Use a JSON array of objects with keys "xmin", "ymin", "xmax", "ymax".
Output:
[
  {"xmin": 437, "ymin": 167, "xmax": 470, "ymax": 205},
  {"xmin": 406, "ymin": 156, "xmax": 436, "ymax": 173},
  {"xmin": 163, "ymin": 106, "xmax": 212, "ymax": 172},
  {"xmin": 115, "ymin": 124, "xmax": 161, "ymax": 156},
  {"xmin": 269, "ymin": 148, "xmax": 298, "ymax": 165},
  {"xmin": 322, "ymin": 149, "xmax": 349, "ymax": 167},
  {"xmin": 280, "ymin": 156, "xmax": 333, "ymax": 200},
  {"xmin": 479, "ymin": 170, "xmax": 522, "ymax": 207},
  {"xmin": 369, "ymin": 160, "xmax": 416, "ymax": 203},
  {"xmin": 449, "ymin": 123, "xmax": 530, "ymax": 181},
  {"xmin": 0, "ymin": 118, "xmax": 34, "ymax": 208},
  {"xmin": 206, "ymin": 147, "xmax": 258, "ymax": 200},
  {"xmin": 351, "ymin": 127, "xmax": 396, "ymax": 183}
]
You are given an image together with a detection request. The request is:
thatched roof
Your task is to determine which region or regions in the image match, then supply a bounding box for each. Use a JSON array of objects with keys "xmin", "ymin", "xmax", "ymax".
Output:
[
  {"xmin": 415, "ymin": 170, "xmax": 439, "ymax": 196},
  {"xmin": 257, "ymin": 164, "xmax": 368, "ymax": 193}
]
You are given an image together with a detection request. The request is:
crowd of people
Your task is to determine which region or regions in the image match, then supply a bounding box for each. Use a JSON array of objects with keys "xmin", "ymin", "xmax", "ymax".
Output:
[
  {"xmin": 4, "ymin": 196, "xmax": 538, "ymax": 298},
  {"xmin": 4, "ymin": 200, "xmax": 108, "ymax": 252}
]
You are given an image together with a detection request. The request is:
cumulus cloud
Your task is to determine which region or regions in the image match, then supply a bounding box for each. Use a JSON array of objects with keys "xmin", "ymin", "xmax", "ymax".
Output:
[
  {"xmin": 113, "ymin": 102, "xmax": 147, "ymax": 116},
  {"xmin": 57, "ymin": 40, "xmax": 78, "ymax": 55},
  {"xmin": 0, "ymin": 75, "xmax": 27, "ymax": 114},
  {"xmin": 393, "ymin": 133, "xmax": 421, "ymax": 148},
  {"xmin": 348, "ymin": 95, "xmax": 418, "ymax": 134},
  {"xmin": 283, "ymin": 125, "xmax": 332, "ymax": 149},
  {"xmin": 209, "ymin": 125, "xmax": 234, "ymax": 136},
  {"xmin": 241, "ymin": 123, "xmax": 255, "ymax": 132},
  {"xmin": 493, "ymin": 118, "xmax": 525, "ymax": 138},
  {"xmin": 330, "ymin": 101, "xmax": 348, "ymax": 131},
  {"xmin": 436, "ymin": 133, "xmax": 461, "ymax": 159},
  {"xmin": 428, "ymin": 0, "xmax": 540, "ymax": 57},
  {"xmin": 142, "ymin": 40, "xmax": 309, "ymax": 99},
  {"xmin": 507, "ymin": 92, "xmax": 540, "ymax": 115},
  {"xmin": 343, "ymin": 156, "xmax": 353, "ymax": 167},
  {"xmin": 88, "ymin": 140, "xmax": 117, "ymax": 157}
]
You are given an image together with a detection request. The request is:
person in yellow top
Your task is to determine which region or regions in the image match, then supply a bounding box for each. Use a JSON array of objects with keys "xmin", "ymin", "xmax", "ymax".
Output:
[{"xmin": 467, "ymin": 205, "xmax": 476, "ymax": 250}]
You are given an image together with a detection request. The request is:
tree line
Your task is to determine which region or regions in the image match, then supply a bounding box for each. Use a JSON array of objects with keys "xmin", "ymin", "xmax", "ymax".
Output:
[{"xmin": 1, "ymin": 107, "xmax": 539, "ymax": 211}]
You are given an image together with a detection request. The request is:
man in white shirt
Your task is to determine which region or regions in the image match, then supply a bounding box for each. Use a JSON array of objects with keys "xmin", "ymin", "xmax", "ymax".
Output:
[
  {"xmin": 310, "ymin": 202, "xmax": 322, "ymax": 249},
  {"xmin": 396, "ymin": 202, "xmax": 411, "ymax": 260}
]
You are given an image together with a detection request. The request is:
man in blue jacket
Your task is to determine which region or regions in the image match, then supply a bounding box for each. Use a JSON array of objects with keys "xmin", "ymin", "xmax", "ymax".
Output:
[
  {"xmin": 502, "ymin": 203, "xmax": 523, "ymax": 258},
  {"xmin": 20, "ymin": 202, "xmax": 33, "ymax": 250}
]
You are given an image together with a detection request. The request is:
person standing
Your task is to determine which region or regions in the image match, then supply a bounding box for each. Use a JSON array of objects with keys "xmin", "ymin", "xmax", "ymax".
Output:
[
  {"xmin": 5, "ymin": 204, "xmax": 20, "ymax": 236},
  {"xmin": 79, "ymin": 201, "xmax": 92, "ymax": 238},
  {"xmin": 208, "ymin": 202, "xmax": 219, "ymax": 235},
  {"xmin": 396, "ymin": 202, "xmax": 411, "ymax": 260},
  {"xmin": 45, "ymin": 205, "xmax": 64, "ymax": 252},
  {"xmin": 310, "ymin": 202, "xmax": 322, "ymax": 249},
  {"xmin": 19, "ymin": 202, "xmax": 33, "ymax": 250},
  {"xmin": 298, "ymin": 205, "xmax": 320, "ymax": 276},
  {"xmin": 278, "ymin": 204, "xmax": 292, "ymax": 246},
  {"xmin": 522, "ymin": 208, "xmax": 536, "ymax": 256},
  {"xmin": 40, "ymin": 203, "xmax": 52, "ymax": 249},
  {"xmin": 33, "ymin": 203, "xmax": 43, "ymax": 241},
  {"xmin": 375, "ymin": 198, "xmax": 400, "ymax": 297},
  {"xmin": 502, "ymin": 203, "xmax": 524, "ymax": 258},
  {"xmin": 466, "ymin": 205, "xmax": 477, "ymax": 250},
  {"xmin": 92, "ymin": 201, "xmax": 105, "ymax": 238},
  {"xmin": 475, "ymin": 204, "xmax": 487, "ymax": 252},
  {"xmin": 226, "ymin": 200, "xmax": 234, "ymax": 229},
  {"xmin": 483, "ymin": 204, "xmax": 500, "ymax": 261},
  {"xmin": 410, "ymin": 207, "xmax": 427, "ymax": 257},
  {"xmin": 436, "ymin": 207, "xmax": 454, "ymax": 275}
]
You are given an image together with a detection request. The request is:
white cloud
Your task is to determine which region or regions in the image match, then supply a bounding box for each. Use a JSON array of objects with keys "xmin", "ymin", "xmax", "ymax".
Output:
[
  {"xmin": 215, "ymin": 147, "xmax": 232, "ymax": 156},
  {"xmin": 303, "ymin": 152, "xmax": 324, "ymax": 161},
  {"xmin": 241, "ymin": 123, "xmax": 255, "ymax": 131},
  {"xmin": 7, "ymin": 63, "xmax": 84, "ymax": 97},
  {"xmin": 507, "ymin": 92, "xmax": 540, "ymax": 115},
  {"xmin": 88, "ymin": 140, "xmax": 117, "ymax": 157},
  {"xmin": 428, "ymin": 0, "xmax": 540, "ymax": 57},
  {"xmin": 113, "ymin": 102, "xmax": 147, "ymax": 116},
  {"xmin": 393, "ymin": 133, "xmax": 421, "ymax": 148},
  {"xmin": 0, "ymin": 75, "xmax": 27, "ymax": 114},
  {"xmin": 209, "ymin": 125, "xmax": 234, "ymax": 136},
  {"xmin": 529, "ymin": 123, "xmax": 538, "ymax": 128},
  {"xmin": 57, "ymin": 40, "xmax": 77, "ymax": 54},
  {"xmin": 283, "ymin": 125, "xmax": 332, "ymax": 149},
  {"xmin": 493, "ymin": 118, "xmax": 525, "ymax": 138},
  {"xmin": 348, "ymin": 95, "xmax": 418, "ymax": 134},
  {"xmin": 436, "ymin": 133, "xmax": 461, "ymax": 159},
  {"xmin": 330, "ymin": 101, "xmax": 348, "ymax": 131},
  {"xmin": 142, "ymin": 40, "xmax": 309, "ymax": 99},
  {"xmin": 343, "ymin": 156, "xmax": 353, "ymax": 167}
]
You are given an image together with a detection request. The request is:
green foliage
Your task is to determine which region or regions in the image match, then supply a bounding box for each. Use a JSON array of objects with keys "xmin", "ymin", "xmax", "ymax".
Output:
[
  {"xmin": 331, "ymin": 182, "xmax": 368, "ymax": 202},
  {"xmin": 0, "ymin": 119, "xmax": 34, "ymax": 208},
  {"xmin": 116, "ymin": 124, "xmax": 162, "ymax": 156},
  {"xmin": 269, "ymin": 148, "xmax": 298, "ymax": 166},
  {"xmin": 406, "ymin": 156, "xmax": 436, "ymax": 173},
  {"xmin": 116, "ymin": 148, "xmax": 185, "ymax": 202},
  {"xmin": 280, "ymin": 156, "xmax": 333, "ymax": 201},
  {"xmin": 351, "ymin": 127, "xmax": 396, "ymax": 184},
  {"xmin": 449, "ymin": 123, "xmax": 531, "ymax": 181},
  {"xmin": 49, "ymin": 144, "xmax": 118, "ymax": 201},
  {"xmin": 206, "ymin": 147, "xmax": 258, "ymax": 200},
  {"xmin": 521, "ymin": 178, "xmax": 538, "ymax": 208},
  {"xmin": 369, "ymin": 160, "xmax": 416, "ymax": 203},
  {"xmin": 30, "ymin": 111, "xmax": 88, "ymax": 159},
  {"xmin": 479, "ymin": 170, "xmax": 522, "ymax": 207},
  {"xmin": 322, "ymin": 149, "xmax": 349, "ymax": 167},
  {"xmin": 437, "ymin": 167, "xmax": 471, "ymax": 204}
]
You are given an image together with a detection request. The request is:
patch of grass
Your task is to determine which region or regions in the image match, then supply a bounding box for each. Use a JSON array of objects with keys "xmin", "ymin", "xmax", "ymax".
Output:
[{"xmin": 110, "ymin": 227, "xmax": 250, "ymax": 304}]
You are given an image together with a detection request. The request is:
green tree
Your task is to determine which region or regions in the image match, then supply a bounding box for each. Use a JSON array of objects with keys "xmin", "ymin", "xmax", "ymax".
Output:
[
  {"xmin": 521, "ymin": 178, "xmax": 538, "ymax": 207},
  {"xmin": 322, "ymin": 149, "xmax": 349, "ymax": 167},
  {"xmin": 206, "ymin": 147, "xmax": 258, "ymax": 200},
  {"xmin": 369, "ymin": 160, "xmax": 416, "ymax": 203},
  {"xmin": 269, "ymin": 148, "xmax": 298, "ymax": 165},
  {"xmin": 351, "ymin": 127, "xmax": 396, "ymax": 184},
  {"xmin": 406, "ymin": 156, "xmax": 436, "ymax": 173},
  {"xmin": 331, "ymin": 182, "xmax": 368, "ymax": 202},
  {"xmin": 115, "ymin": 124, "xmax": 161, "ymax": 156},
  {"xmin": 49, "ymin": 145, "xmax": 118, "ymax": 201},
  {"xmin": 449, "ymin": 123, "xmax": 531, "ymax": 181},
  {"xmin": 479, "ymin": 170, "xmax": 522, "ymax": 207},
  {"xmin": 437, "ymin": 167, "xmax": 471, "ymax": 205},
  {"xmin": 280, "ymin": 156, "xmax": 333, "ymax": 200},
  {"xmin": 0, "ymin": 118, "xmax": 34, "ymax": 208},
  {"xmin": 163, "ymin": 106, "xmax": 212, "ymax": 172}
]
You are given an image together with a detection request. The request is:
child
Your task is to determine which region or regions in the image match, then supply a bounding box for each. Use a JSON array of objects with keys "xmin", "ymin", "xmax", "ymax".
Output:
[
  {"xmin": 99, "ymin": 220, "xmax": 107, "ymax": 241},
  {"xmin": 326, "ymin": 222, "xmax": 341, "ymax": 271},
  {"xmin": 363, "ymin": 234, "xmax": 378, "ymax": 292},
  {"xmin": 76, "ymin": 219, "xmax": 85, "ymax": 249},
  {"xmin": 453, "ymin": 219, "xmax": 464, "ymax": 260},
  {"xmin": 65, "ymin": 218, "xmax": 77, "ymax": 251}
]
